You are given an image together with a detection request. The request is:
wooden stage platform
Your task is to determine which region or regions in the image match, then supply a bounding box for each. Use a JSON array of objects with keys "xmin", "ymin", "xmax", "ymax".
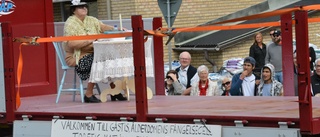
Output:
[{"xmin": 15, "ymin": 94, "xmax": 320, "ymax": 128}]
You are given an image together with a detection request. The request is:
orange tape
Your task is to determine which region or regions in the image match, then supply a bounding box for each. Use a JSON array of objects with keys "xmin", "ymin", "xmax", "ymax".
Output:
[
  {"xmin": 302, "ymin": 4, "xmax": 320, "ymax": 10},
  {"xmin": 173, "ymin": 17, "xmax": 320, "ymax": 32},
  {"xmin": 16, "ymin": 43, "xmax": 28, "ymax": 109},
  {"xmin": 37, "ymin": 32, "xmax": 132, "ymax": 43},
  {"xmin": 213, "ymin": 8, "xmax": 299, "ymax": 25},
  {"xmin": 308, "ymin": 17, "xmax": 320, "ymax": 23},
  {"xmin": 174, "ymin": 21, "xmax": 280, "ymax": 32},
  {"xmin": 213, "ymin": 4, "xmax": 320, "ymax": 25}
]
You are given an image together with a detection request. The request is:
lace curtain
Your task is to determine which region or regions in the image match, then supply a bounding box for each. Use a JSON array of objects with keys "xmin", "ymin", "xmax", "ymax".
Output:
[{"xmin": 89, "ymin": 38, "xmax": 154, "ymax": 83}]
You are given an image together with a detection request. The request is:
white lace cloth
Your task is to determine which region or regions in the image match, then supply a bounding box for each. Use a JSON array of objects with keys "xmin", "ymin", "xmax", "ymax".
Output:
[{"xmin": 89, "ymin": 38, "xmax": 154, "ymax": 83}]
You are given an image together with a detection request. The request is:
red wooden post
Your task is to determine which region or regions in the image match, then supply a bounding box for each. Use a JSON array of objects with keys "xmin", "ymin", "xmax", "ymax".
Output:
[
  {"xmin": 152, "ymin": 17, "xmax": 165, "ymax": 95},
  {"xmin": 131, "ymin": 15, "xmax": 148, "ymax": 122},
  {"xmin": 2, "ymin": 22, "xmax": 16, "ymax": 122},
  {"xmin": 295, "ymin": 10, "xmax": 313, "ymax": 134},
  {"xmin": 280, "ymin": 13, "xmax": 295, "ymax": 96}
]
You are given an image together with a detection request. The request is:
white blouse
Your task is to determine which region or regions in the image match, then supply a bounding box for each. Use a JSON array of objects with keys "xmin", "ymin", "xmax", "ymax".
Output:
[{"xmin": 190, "ymin": 80, "xmax": 220, "ymax": 96}]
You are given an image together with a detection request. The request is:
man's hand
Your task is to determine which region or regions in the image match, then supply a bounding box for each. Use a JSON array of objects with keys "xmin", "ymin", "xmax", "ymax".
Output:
[
  {"xmin": 255, "ymin": 80, "xmax": 260, "ymax": 85},
  {"xmin": 240, "ymin": 70, "xmax": 249, "ymax": 80},
  {"xmin": 181, "ymin": 87, "xmax": 191, "ymax": 95}
]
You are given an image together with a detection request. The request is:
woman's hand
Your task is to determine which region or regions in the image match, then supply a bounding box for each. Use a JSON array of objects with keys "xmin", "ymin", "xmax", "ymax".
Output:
[{"xmin": 167, "ymin": 73, "xmax": 178, "ymax": 82}]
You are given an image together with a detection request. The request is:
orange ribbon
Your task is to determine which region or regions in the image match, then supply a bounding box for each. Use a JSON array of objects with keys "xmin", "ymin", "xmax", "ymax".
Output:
[
  {"xmin": 212, "ymin": 4, "xmax": 320, "ymax": 25},
  {"xmin": 16, "ymin": 43, "xmax": 28, "ymax": 109},
  {"xmin": 37, "ymin": 33, "xmax": 132, "ymax": 43},
  {"xmin": 172, "ymin": 17, "xmax": 320, "ymax": 32}
]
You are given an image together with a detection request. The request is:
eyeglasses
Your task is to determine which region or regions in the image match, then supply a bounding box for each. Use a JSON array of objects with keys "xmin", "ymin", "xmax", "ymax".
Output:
[
  {"xmin": 269, "ymin": 33, "xmax": 274, "ymax": 36},
  {"xmin": 273, "ymin": 34, "xmax": 281, "ymax": 37},
  {"xmin": 179, "ymin": 58, "xmax": 190, "ymax": 61},
  {"xmin": 222, "ymin": 81, "xmax": 231, "ymax": 87}
]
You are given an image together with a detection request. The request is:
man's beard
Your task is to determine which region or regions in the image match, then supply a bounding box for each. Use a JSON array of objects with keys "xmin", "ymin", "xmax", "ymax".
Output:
[{"xmin": 274, "ymin": 38, "xmax": 281, "ymax": 44}]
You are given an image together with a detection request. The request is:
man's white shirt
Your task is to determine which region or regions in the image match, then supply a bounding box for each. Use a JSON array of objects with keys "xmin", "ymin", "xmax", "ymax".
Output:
[
  {"xmin": 242, "ymin": 74, "xmax": 256, "ymax": 96},
  {"xmin": 178, "ymin": 66, "xmax": 199, "ymax": 89}
]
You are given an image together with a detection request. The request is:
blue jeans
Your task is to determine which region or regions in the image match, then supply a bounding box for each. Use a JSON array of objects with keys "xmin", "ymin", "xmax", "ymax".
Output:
[{"xmin": 275, "ymin": 71, "xmax": 283, "ymax": 83}]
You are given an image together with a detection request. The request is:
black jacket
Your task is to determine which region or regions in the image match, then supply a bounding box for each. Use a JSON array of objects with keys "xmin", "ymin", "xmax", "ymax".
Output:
[
  {"xmin": 175, "ymin": 65, "xmax": 197, "ymax": 88},
  {"xmin": 311, "ymin": 73, "xmax": 320, "ymax": 96},
  {"xmin": 249, "ymin": 43, "xmax": 266, "ymax": 70}
]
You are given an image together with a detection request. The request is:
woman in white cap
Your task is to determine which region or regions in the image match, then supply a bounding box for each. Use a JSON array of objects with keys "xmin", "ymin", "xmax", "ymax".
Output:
[{"xmin": 63, "ymin": 0, "xmax": 125, "ymax": 103}]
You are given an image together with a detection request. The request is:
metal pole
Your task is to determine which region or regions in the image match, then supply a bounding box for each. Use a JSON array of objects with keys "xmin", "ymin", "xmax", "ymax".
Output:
[
  {"xmin": 106, "ymin": 0, "xmax": 111, "ymax": 20},
  {"xmin": 2, "ymin": 22, "xmax": 16, "ymax": 122},
  {"xmin": 167, "ymin": 0, "xmax": 172, "ymax": 70},
  {"xmin": 131, "ymin": 15, "xmax": 148, "ymax": 122},
  {"xmin": 280, "ymin": 13, "xmax": 294, "ymax": 96},
  {"xmin": 153, "ymin": 17, "xmax": 165, "ymax": 95},
  {"xmin": 295, "ymin": 10, "xmax": 314, "ymax": 134},
  {"xmin": 59, "ymin": 2, "xmax": 65, "ymax": 21}
]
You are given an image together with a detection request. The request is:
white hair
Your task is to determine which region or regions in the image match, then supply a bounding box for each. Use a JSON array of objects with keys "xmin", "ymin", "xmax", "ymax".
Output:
[
  {"xmin": 179, "ymin": 51, "xmax": 191, "ymax": 59},
  {"xmin": 219, "ymin": 75, "xmax": 232, "ymax": 82},
  {"xmin": 197, "ymin": 65, "xmax": 209, "ymax": 74}
]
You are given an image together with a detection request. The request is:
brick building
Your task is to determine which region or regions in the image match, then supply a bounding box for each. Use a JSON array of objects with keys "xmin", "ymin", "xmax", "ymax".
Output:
[{"xmin": 53, "ymin": 0, "xmax": 320, "ymax": 72}]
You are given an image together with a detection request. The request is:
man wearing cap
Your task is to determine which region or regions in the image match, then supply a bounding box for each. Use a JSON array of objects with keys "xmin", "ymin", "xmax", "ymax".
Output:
[
  {"xmin": 265, "ymin": 30, "xmax": 283, "ymax": 83},
  {"xmin": 230, "ymin": 57, "xmax": 257, "ymax": 96},
  {"xmin": 64, "ymin": 1, "xmax": 124, "ymax": 103}
]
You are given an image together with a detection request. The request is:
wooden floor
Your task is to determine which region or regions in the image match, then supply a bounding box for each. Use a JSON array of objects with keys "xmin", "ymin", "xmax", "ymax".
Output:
[{"xmin": 17, "ymin": 94, "xmax": 320, "ymax": 119}]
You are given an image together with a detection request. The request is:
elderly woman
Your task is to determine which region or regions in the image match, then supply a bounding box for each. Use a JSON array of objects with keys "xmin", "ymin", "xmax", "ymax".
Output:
[
  {"xmin": 220, "ymin": 75, "xmax": 232, "ymax": 96},
  {"xmin": 190, "ymin": 65, "xmax": 219, "ymax": 96},
  {"xmin": 64, "ymin": 2, "xmax": 126, "ymax": 103}
]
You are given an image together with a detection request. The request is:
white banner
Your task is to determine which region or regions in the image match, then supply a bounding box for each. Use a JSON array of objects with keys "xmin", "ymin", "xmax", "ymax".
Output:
[{"xmin": 51, "ymin": 119, "xmax": 221, "ymax": 137}]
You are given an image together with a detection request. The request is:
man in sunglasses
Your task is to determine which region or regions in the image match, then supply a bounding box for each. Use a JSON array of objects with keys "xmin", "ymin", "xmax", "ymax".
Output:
[
  {"xmin": 266, "ymin": 29, "xmax": 276, "ymax": 46},
  {"xmin": 265, "ymin": 30, "xmax": 283, "ymax": 83},
  {"xmin": 230, "ymin": 57, "xmax": 257, "ymax": 96}
]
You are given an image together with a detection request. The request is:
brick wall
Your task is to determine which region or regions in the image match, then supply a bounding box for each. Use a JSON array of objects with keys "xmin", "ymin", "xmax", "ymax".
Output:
[
  {"xmin": 53, "ymin": 3, "xmax": 62, "ymax": 22},
  {"xmin": 55, "ymin": 1, "xmax": 320, "ymax": 71},
  {"xmin": 307, "ymin": 12, "xmax": 320, "ymax": 47},
  {"xmin": 96, "ymin": 0, "xmax": 265, "ymax": 70}
]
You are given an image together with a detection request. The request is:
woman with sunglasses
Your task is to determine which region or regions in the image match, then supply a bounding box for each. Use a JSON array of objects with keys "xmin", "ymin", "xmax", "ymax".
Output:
[
  {"xmin": 220, "ymin": 76, "xmax": 232, "ymax": 96},
  {"xmin": 165, "ymin": 70, "xmax": 185, "ymax": 95}
]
